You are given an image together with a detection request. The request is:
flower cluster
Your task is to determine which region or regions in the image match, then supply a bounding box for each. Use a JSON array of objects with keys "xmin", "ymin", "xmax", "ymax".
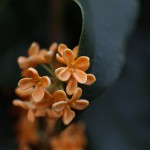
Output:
[{"xmin": 13, "ymin": 42, "xmax": 96, "ymax": 125}]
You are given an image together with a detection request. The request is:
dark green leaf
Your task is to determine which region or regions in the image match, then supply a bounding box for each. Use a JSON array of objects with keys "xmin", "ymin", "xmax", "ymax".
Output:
[{"xmin": 74, "ymin": 0, "xmax": 138, "ymax": 98}]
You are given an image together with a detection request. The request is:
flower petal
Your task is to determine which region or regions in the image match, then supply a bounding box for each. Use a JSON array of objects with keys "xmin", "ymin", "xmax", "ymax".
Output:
[
  {"xmin": 17, "ymin": 56, "xmax": 29, "ymax": 69},
  {"xmin": 63, "ymin": 49, "xmax": 74, "ymax": 66},
  {"xmin": 34, "ymin": 99, "xmax": 52, "ymax": 109},
  {"xmin": 75, "ymin": 56, "xmax": 89, "ymax": 71},
  {"xmin": 21, "ymin": 69, "xmax": 28, "ymax": 77},
  {"xmin": 27, "ymin": 68, "xmax": 40, "ymax": 80},
  {"xmin": 56, "ymin": 53, "xmax": 65, "ymax": 64},
  {"xmin": 85, "ymin": 74, "xmax": 96, "ymax": 85},
  {"xmin": 41, "ymin": 76, "xmax": 51, "ymax": 88},
  {"xmin": 55, "ymin": 67, "xmax": 66, "ymax": 77},
  {"xmin": 49, "ymin": 42, "xmax": 58, "ymax": 53},
  {"xmin": 58, "ymin": 43, "xmax": 68, "ymax": 56},
  {"xmin": 72, "ymin": 69, "xmax": 87, "ymax": 84},
  {"xmin": 27, "ymin": 109, "xmax": 35, "ymax": 122},
  {"xmin": 43, "ymin": 90, "xmax": 53, "ymax": 101},
  {"xmin": 70, "ymin": 87, "xmax": 82, "ymax": 102},
  {"xmin": 18, "ymin": 78, "xmax": 35, "ymax": 90},
  {"xmin": 28, "ymin": 42, "xmax": 40, "ymax": 56},
  {"xmin": 47, "ymin": 109, "xmax": 62, "ymax": 118},
  {"xmin": 29, "ymin": 55, "xmax": 45, "ymax": 64},
  {"xmin": 71, "ymin": 99, "xmax": 89, "ymax": 110},
  {"xmin": 57, "ymin": 67, "xmax": 71, "ymax": 81},
  {"xmin": 72, "ymin": 45, "xmax": 79, "ymax": 59},
  {"xmin": 44, "ymin": 51, "xmax": 53, "ymax": 62},
  {"xmin": 53, "ymin": 90, "xmax": 66, "ymax": 103},
  {"xmin": 53, "ymin": 111, "xmax": 63, "ymax": 118},
  {"xmin": 52, "ymin": 101, "xmax": 66, "ymax": 112},
  {"xmin": 62, "ymin": 106, "xmax": 75, "ymax": 125},
  {"xmin": 66, "ymin": 77, "xmax": 77, "ymax": 95},
  {"xmin": 15, "ymin": 87, "xmax": 33, "ymax": 98},
  {"xmin": 32, "ymin": 85, "xmax": 45, "ymax": 102},
  {"xmin": 12, "ymin": 99, "xmax": 28, "ymax": 109},
  {"xmin": 39, "ymin": 49, "xmax": 47, "ymax": 55}
]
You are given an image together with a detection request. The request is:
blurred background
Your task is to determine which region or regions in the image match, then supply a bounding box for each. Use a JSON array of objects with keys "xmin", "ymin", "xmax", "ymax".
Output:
[{"xmin": 0, "ymin": 0, "xmax": 150, "ymax": 149}]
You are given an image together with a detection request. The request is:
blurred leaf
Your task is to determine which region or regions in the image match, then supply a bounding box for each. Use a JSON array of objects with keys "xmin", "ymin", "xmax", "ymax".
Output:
[
  {"xmin": 0, "ymin": 0, "xmax": 9, "ymax": 11},
  {"xmin": 58, "ymin": 0, "xmax": 138, "ymax": 133},
  {"xmin": 74, "ymin": 0, "xmax": 138, "ymax": 98}
]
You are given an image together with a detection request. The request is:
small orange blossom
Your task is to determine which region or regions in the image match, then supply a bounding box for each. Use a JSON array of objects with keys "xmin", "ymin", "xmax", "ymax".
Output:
[
  {"xmin": 52, "ymin": 88, "xmax": 89, "ymax": 125},
  {"xmin": 12, "ymin": 99, "xmax": 46, "ymax": 122},
  {"xmin": 55, "ymin": 48, "xmax": 90, "ymax": 95},
  {"xmin": 18, "ymin": 68, "xmax": 51, "ymax": 102}
]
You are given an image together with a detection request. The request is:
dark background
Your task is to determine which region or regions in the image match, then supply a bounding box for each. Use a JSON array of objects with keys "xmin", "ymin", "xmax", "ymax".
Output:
[{"xmin": 0, "ymin": 0, "xmax": 150, "ymax": 149}]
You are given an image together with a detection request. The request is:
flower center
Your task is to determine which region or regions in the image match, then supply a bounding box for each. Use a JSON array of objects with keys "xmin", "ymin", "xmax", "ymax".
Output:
[
  {"xmin": 69, "ymin": 62, "xmax": 75, "ymax": 72},
  {"xmin": 38, "ymin": 80, "xmax": 42, "ymax": 86}
]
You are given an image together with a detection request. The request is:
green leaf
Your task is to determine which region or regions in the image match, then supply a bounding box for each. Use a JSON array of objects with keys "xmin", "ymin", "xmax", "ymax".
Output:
[{"xmin": 74, "ymin": 0, "xmax": 138, "ymax": 98}]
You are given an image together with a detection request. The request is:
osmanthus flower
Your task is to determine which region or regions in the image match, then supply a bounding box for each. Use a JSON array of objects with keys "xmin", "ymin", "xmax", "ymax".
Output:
[
  {"xmin": 34, "ymin": 90, "xmax": 67, "ymax": 118},
  {"xmin": 56, "ymin": 43, "xmax": 79, "ymax": 64},
  {"xmin": 52, "ymin": 88, "xmax": 89, "ymax": 125},
  {"xmin": 17, "ymin": 42, "xmax": 41, "ymax": 70},
  {"xmin": 17, "ymin": 42, "xmax": 58, "ymax": 77},
  {"xmin": 18, "ymin": 68, "xmax": 51, "ymax": 102},
  {"xmin": 12, "ymin": 89, "xmax": 68, "ymax": 122},
  {"xmin": 29, "ymin": 42, "xmax": 58, "ymax": 64},
  {"xmin": 15, "ymin": 87, "xmax": 33, "ymax": 99},
  {"xmin": 44, "ymin": 42, "xmax": 58, "ymax": 63},
  {"xmin": 55, "ymin": 45, "xmax": 96, "ymax": 95},
  {"xmin": 12, "ymin": 100, "xmax": 47, "ymax": 122}
]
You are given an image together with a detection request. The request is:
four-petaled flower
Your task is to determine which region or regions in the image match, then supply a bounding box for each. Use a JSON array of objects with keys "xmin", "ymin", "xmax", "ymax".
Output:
[
  {"xmin": 12, "ymin": 100, "xmax": 47, "ymax": 122},
  {"xmin": 55, "ymin": 47, "xmax": 90, "ymax": 95},
  {"xmin": 18, "ymin": 42, "xmax": 57, "ymax": 77},
  {"xmin": 56, "ymin": 44, "xmax": 79, "ymax": 64},
  {"xmin": 18, "ymin": 68, "xmax": 51, "ymax": 102},
  {"xmin": 52, "ymin": 88, "xmax": 89, "ymax": 125}
]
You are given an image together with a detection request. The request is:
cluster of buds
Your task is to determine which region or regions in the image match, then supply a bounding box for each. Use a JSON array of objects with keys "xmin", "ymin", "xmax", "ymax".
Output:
[{"xmin": 13, "ymin": 42, "xmax": 96, "ymax": 125}]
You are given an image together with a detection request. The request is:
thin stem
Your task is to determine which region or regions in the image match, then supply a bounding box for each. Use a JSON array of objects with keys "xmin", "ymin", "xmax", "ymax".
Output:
[
  {"xmin": 42, "ymin": 64, "xmax": 54, "ymax": 76},
  {"xmin": 59, "ymin": 82, "xmax": 64, "ymax": 90},
  {"xmin": 48, "ymin": 83, "xmax": 58, "ymax": 93},
  {"xmin": 48, "ymin": 63, "xmax": 55, "ymax": 73},
  {"xmin": 48, "ymin": 64, "xmax": 56, "ymax": 77},
  {"xmin": 42, "ymin": 64, "xmax": 65, "ymax": 93}
]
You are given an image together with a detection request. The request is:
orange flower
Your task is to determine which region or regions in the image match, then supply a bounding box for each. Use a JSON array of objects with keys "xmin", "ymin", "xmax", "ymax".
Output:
[
  {"xmin": 12, "ymin": 100, "xmax": 46, "ymax": 122},
  {"xmin": 18, "ymin": 42, "xmax": 58, "ymax": 70},
  {"xmin": 52, "ymin": 88, "xmax": 89, "ymax": 125},
  {"xmin": 55, "ymin": 44, "xmax": 96, "ymax": 95},
  {"xmin": 56, "ymin": 46, "xmax": 89, "ymax": 82},
  {"xmin": 44, "ymin": 42, "xmax": 58, "ymax": 63},
  {"xmin": 85, "ymin": 74, "xmax": 96, "ymax": 85},
  {"xmin": 55, "ymin": 48, "xmax": 90, "ymax": 94},
  {"xmin": 56, "ymin": 44, "xmax": 79, "ymax": 64},
  {"xmin": 34, "ymin": 90, "xmax": 67, "ymax": 118},
  {"xmin": 18, "ymin": 68, "xmax": 51, "ymax": 102},
  {"xmin": 17, "ymin": 42, "xmax": 41, "ymax": 70},
  {"xmin": 15, "ymin": 87, "xmax": 33, "ymax": 99},
  {"xmin": 41, "ymin": 90, "xmax": 68, "ymax": 118},
  {"xmin": 29, "ymin": 42, "xmax": 58, "ymax": 64},
  {"xmin": 12, "ymin": 89, "xmax": 67, "ymax": 122}
]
